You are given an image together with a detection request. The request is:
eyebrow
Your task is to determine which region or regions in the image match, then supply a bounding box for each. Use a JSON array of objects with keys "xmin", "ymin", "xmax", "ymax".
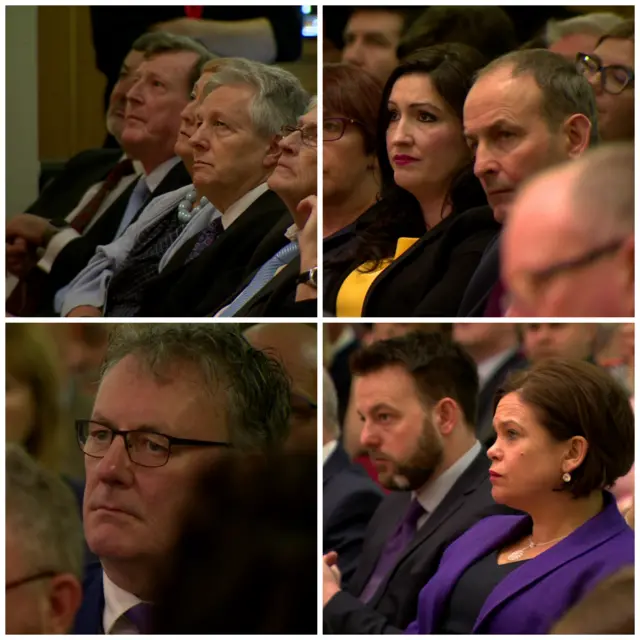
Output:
[
  {"xmin": 90, "ymin": 412, "xmax": 171, "ymax": 435},
  {"xmin": 388, "ymin": 100, "xmax": 443, "ymax": 111},
  {"xmin": 369, "ymin": 402, "xmax": 397, "ymax": 414},
  {"xmin": 464, "ymin": 118, "xmax": 518, "ymax": 137},
  {"xmin": 492, "ymin": 418, "xmax": 524, "ymax": 430}
]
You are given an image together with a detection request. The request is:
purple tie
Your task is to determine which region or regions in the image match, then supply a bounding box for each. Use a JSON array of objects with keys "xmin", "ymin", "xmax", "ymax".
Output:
[
  {"xmin": 186, "ymin": 217, "xmax": 224, "ymax": 262},
  {"xmin": 359, "ymin": 499, "xmax": 425, "ymax": 603},
  {"xmin": 125, "ymin": 602, "xmax": 154, "ymax": 634}
]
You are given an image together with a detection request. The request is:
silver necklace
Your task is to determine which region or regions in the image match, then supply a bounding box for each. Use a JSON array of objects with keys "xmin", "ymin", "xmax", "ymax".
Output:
[
  {"xmin": 177, "ymin": 189, "xmax": 209, "ymax": 224},
  {"xmin": 507, "ymin": 534, "xmax": 565, "ymax": 561}
]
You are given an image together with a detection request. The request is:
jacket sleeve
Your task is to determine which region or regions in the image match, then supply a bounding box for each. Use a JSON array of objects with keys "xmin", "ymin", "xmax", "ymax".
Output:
[{"xmin": 324, "ymin": 590, "xmax": 405, "ymax": 634}]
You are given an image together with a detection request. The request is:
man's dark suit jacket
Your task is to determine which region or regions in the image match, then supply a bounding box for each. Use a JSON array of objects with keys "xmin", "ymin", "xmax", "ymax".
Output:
[
  {"xmin": 323, "ymin": 449, "xmax": 513, "ymax": 634},
  {"xmin": 232, "ymin": 256, "xmax": 317, "ymax": 317},
  {"xmin": 26, "ymin": 149, "xmax": 123, "ymax": 220},
  {"xmin": 324, "ymin": 444, "xmax": 384, "ymax": 586},
  {"xmin": 457, "ymin": 233, "xmax": 501, "ymax": 317},
  {"xmin": 325, "ymin": 207, "xmax": 499, "ymax": 317},
  {"xmin": 138, "ymin": 190, "xmax": 290, "ymax": 316},
  {"xmin": 27, "ymin": 160, "xmax": 191, "ymax": 315},
  {"xmin": 72, "ymin": 562, "xmax": 105, "ymax": 634},
  {"xmin": 476, "ymin": 350, "xmax": 529, "ymax": 447}
]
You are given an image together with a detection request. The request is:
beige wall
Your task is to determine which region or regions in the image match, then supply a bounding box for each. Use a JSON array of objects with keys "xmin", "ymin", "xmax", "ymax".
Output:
[
  {"xmin": 6, "ymin": 6, "xmax": 39, "ymax": 217},
  {"xmin": 38, "ymin": 5, "xmax": 107, "ymax": 161}
]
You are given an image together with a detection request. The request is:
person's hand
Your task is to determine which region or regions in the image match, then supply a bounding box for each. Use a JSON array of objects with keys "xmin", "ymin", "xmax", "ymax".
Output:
[
  {"xmin": 322, "ymin": 551, "xmax": 342, "ymax": 606},
  {"xmin": 296, "ymin": 195, "xmax": 317, "ymax": 271},
  {"xmin": 66, "ymin": 306, "xmax": 103, "ymax": 318},
  {"xmin": 6, "ymin": 213, "xmax": 53, "ymax": 247},
  {"xmin": 150, "ymin": 18, "xmax": 203, "ymax": 37},
  {"xmin": 6, "ymin": 237, "xmax": 38, "ymax": 277}
]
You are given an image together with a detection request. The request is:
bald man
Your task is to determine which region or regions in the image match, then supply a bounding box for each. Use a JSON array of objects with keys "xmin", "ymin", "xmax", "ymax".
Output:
[
  {"xmin": 244, "ymin": 323, "xmax": 317, "ymax": 451},
  {"xmin": 502, "ymin": 143, "xmax": 633, "ymax": 317}
]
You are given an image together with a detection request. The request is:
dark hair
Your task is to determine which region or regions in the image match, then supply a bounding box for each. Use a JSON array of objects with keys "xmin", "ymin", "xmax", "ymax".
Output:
[
  {"xmin": 398, "ymin": 6, "xmax": 518, "ymax": 62},
  {"xmin": 324, "ymin": 63, "xmax": 384, "ymax": 154},
  {"xmin": 342, "ymin": 43, "xmax": 488, "ymax": 269},
  {"xmin": 152, "ymin": 452, "xmax": 317, "ymax": 633},
  {"xmin": 478, "ymin": 48, "xmax": 599, "ymax": 146},
  {"xmin": 350, "ymin": 331, "xmax": 479, "ymax": 428},
  {"xmin": 347, "ymin": 6, "xmax": 425, "ymax": 40},
  {"xmin": 494, "ymin": 359, "xmax": 634, "ymax": 498},
  {"xmin": 131, "ymin": 32, "xmax": 216, "ymax": 94},
  {"xmin": 102, "ymin": 324, "xmax": 291, "ymax": 451},
  {"xmin": 551, "ymin": 566, "xmax": 635, "ymax": 634},
  {"xmin": 597, "ymin": 19, "xmax": 634, "ymax": 46}
]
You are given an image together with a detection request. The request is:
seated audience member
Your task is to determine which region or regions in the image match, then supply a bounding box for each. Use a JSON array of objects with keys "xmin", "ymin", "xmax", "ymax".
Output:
[
  {"xmin": 71, "ymin": 324, "xmax": 291, "ymax": 633},
  {"xmin": 459, "ymin": 48, "xmax": 597, "ymax": 316},
  {"xmin": 151, "ymin": 451, "xmax": 317, "ymax": 633},
  {"xmin": 6, "ymin": 34, "xmax": 209, "ymax": 316},
  {"xmin": 577, "ymin": 20, "xmax": 634, "ymax": 142},
  {"xmin": 521, "ymin": 323, "xmax": 598, "ymax": 363},
  {"xmin": 552, "ymin": 566, "xmax": 634, "ymax": 634},
  {"xmin": 6, "ymin": 324, "xmax": 65, "ymax": 473},
  {"xmin": 502, "ymin": 143, "xmax": 633, "ymax": 317},
  {"xmin": 213, "ymin": 99, "xmax": 318, "ymax": 317},
  {"xmin": 244, "ymin": 323, "xmax": 317, "ymax": 451},
  {"xmin": 61, "ymin": 60, "xmax": 221, "ymax": 317},
  {"xmin": 453, "ymin": 323, "xmax": 527, "ymax": 446},
  {"xmin": 323, "ymin": 370, "xmax": 384, "ymax": 585},
  {"xmin": 322, "ymin": 64, "xmax": 383, "ymax": 267},
  {"xmin": 325, "ymin": 44, "xmax": 499, "ymax": 317},
  {"xmin": 400, "ymin": 358, "xmax": 634, "ymax": 634},
  {"xmin": 398, "ymin": 7, "xmax": 518, "ymax": 62},
  {"xmin": 546, "ymin": 12, "xmax": 624, "ymax": 59},
  {"xmin": 136, "ymin": 66, "xmax": 311, "ymax": 317},
  {"xmin": 6, "ymin": 445, "xmax": 84, "ymax": 634},
  {"xmin": 323, "ymin": 332, "xmax": 512, "ymax": 633},
  {"xmin": 341, "ymin": 7, "xmax": 421, "ymax": 84}
]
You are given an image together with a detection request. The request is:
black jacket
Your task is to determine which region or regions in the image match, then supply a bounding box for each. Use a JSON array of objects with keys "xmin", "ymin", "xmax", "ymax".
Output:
[
  {"xmin": 457, "ymin": 233, "xmax": 501, "ymax": 317},
  {"xmin": 323, "ymin": 445, "xmax": 384, "ymax": 586},
  {"xmin": 138, "ymin": 189, "xmax": 291, "ymax": 316},
  {"xmin": 325, "ymin": 206, "xmax": 499, "ymax": 317}
]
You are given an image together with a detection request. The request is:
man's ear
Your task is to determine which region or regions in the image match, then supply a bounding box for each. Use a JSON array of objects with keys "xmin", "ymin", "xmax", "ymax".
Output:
[{"xmin": 563, "ymin": 113, "xmax": 591, "ymax": 159}]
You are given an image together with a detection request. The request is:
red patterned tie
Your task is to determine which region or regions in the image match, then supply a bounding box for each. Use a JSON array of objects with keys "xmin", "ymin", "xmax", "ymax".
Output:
[
  {"xmin": 71, "ymin": 158, "xmax": 135, "ymax": 233},
  {"xmin": 184, "ymin": 6, "xmax": 203, "ymax": 19}
]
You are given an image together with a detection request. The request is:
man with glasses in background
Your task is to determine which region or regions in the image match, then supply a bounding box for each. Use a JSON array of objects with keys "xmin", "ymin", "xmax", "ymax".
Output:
[
  {"xmin": 502, "ymin": 143, "xmax": 633, "ymax": 316},
  {"xmin": 72, "ymin": 324, "xmax": 291, "ymax": 633},
  {"xmin": 576, "ymin": 20, "xmax": 634, "ymax": 142},
  {"xmin": 6, "ymin": 444, "xmax": 84, "ymax": 633}
]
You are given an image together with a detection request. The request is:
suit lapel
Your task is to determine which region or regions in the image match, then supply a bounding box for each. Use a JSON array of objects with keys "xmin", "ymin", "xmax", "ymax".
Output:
[
  {"xmin": 473, "ymin": 495, "xmax": 628, "ymax": 631},
  {"xmin": 368, "ymin": 451, "xmax": 490, "ymax": 605},
  {"xmin": 73, "ymin": 564, "xmax": 105, "ymax": 633}
]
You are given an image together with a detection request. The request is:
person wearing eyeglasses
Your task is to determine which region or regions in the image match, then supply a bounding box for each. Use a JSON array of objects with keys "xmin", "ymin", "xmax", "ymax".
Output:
[
  {"xmin": 209, "ymin": 100, "xmax": 319, "ymax": 317},
  {"xmin": 72, "ymin": 324, "xmax": 291, "ymax": 633},
  {"xmin": 577, "ymin": 20, "xmax": 634, "ymax": 143},
  {"xmin": 324, "ymin": 44, "xmax": 499, "ymax": 318},
  {"xmin": 322, "ymin": 63, "xmax": 382, "ymax": 271},
  {"xmin": 6, "ymin": 444, "xmax": 84, "ymax": 634},
  {"xmin": 502, "ymin": 143, "xmax": 633, "ymax": 317}
]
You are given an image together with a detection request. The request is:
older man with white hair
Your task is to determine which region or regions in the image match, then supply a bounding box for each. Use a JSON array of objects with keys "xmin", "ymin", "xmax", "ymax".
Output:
[
  {"xmin": 60, "ymin": 58, "xmax": 309, "ymax": 317},
  {"xmin": 6, "ymin": 444, "xmax": 84, "ymax": 634},
  {"xmin": 502, "ymin": 143, "xmax": 633, "ymax": 317}
]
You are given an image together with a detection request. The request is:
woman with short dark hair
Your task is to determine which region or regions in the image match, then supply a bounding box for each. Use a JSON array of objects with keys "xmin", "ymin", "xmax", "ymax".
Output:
[
  {"xmin": 324, "ymin": 44, "xmax": 499, "ymax": 317},
  {"xmin": 405, "ymin": 358, "xmax": 634, "ymax": 634}
]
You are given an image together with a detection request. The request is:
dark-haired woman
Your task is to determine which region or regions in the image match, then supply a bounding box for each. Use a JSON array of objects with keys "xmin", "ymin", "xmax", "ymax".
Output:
[{"xmin": 324, "ymin": 44, "xmax": 499, "ymax": 317}]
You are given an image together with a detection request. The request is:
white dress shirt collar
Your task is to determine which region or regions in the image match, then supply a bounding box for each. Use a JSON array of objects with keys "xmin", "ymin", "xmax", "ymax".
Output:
[
  {"xmin": 102, "ymin": 570, "xmax": 144, "ymax": 634},
  {"xmin": 477, "ymin": 347, "xmax": 518, "ymax": 389},
  {"xmin": 220, "ymin": 182, "xmax": 269, "ymax": 230},
  {"xmin": 323, "ymin": 440, "xmax": 338, "ymax": 465},
  {"xmin": 414, "ymin": 440, "xmax": 482, "ymax": 521},
  {"xmin": 143, "ymin": 156, "xmax": 181, "ymax": 192}
]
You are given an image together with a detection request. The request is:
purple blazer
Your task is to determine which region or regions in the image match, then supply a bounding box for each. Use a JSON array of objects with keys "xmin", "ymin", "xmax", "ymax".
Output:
[{"xmin": 406, "ymin": 491, "xmax": 633, "ymax": 634}]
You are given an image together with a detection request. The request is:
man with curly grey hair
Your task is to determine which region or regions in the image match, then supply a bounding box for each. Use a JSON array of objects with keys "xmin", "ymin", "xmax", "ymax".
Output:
[
  {"xmin": 73, "ymin": 323, "xmax": 291, "ymax": 633},
  {"xmin": 6, "ymin": 444, "xmax": 84, "ymax": 633}
]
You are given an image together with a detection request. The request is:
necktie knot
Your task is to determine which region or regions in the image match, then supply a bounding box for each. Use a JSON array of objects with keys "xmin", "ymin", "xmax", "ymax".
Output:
[{"xmin": 125, "ymin": 602, "xmax": 154, "ymax": 634}]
